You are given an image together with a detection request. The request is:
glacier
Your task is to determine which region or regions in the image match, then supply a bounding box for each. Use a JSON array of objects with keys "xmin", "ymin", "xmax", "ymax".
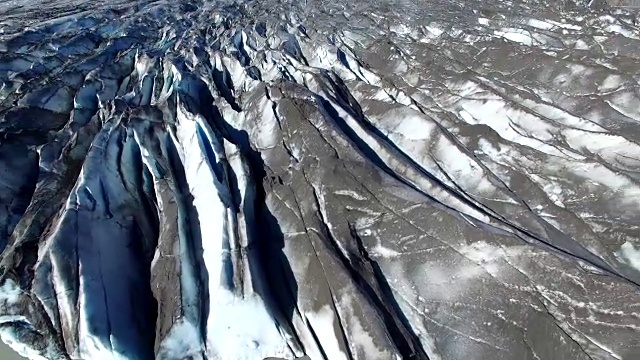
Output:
[{"xmin": 1, "ymin": 0, "xmax": 640, "ymax": 359}]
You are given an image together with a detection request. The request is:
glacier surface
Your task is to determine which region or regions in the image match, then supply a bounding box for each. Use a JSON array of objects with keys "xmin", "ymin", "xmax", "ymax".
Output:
[{"xmin": 1, "ymin": 0, "xmax": 640, "ymax": 359}]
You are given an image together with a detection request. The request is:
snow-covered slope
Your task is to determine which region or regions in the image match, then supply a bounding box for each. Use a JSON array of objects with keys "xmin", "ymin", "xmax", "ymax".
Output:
[{"xmin": 1, "ymin": 0, "xmax": 640, "ymax": 359}]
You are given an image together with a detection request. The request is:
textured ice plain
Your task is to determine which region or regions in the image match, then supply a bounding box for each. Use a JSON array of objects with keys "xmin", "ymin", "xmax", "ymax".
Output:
[{"xmin": 1, "ymin": 0, "xmax": 640, "ymax": 359}]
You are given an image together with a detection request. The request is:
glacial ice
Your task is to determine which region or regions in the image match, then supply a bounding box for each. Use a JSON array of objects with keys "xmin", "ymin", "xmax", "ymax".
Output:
[{"xmin": 0, "ymin": 0, "xmax": 640, "ymax": 359}]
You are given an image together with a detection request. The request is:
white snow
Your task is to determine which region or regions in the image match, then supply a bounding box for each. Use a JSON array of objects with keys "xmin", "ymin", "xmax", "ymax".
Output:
[
  {"xmin": 0, "ymin": 279, "xmax": 22, "ymax": 305},
  {"xmin": 615, "ymin": 241, "xmax": 640, "ymax": 272},
  {"xmin": 415, "ymin": 261, "xmax": 466, "ymax": 301},
  {"xmin": 574, "ymin": 39, "xmax": 589, "ymax": 50},
  {"xmin": 568, "ymin": 161, "xmax": 638, "ymax": 197},
  {"xmin": 598, "ymin": 74, "xmax": 623, "ymax": 92},
  {"xmin": 390, "ymin": 24, "xmax": 411, "ymax": 35},
  {"xmin": 207, "ymin": 293, "xmax": 290, "ymax": 360},
  {"xmin": 340, "ymin": 293, "xmax": 394, "ymax": 359},
  {"xmin": 458, "ymin": 109, "xmax": 475, "ymax": 124},
  {"xmin": 527, "ymin": 18, "xmax": 554, "ymax": 30},
  {"xmin": 334, "ymin": 189, "xmax": 367, "ymax": 201},
  {"xmin": 562, "ymin": 129, "xmax": 640, "ymax": 166},
  {"xmin": 606, "ymin": 91, "xmax": 640, "ymax": 122},
  {"xmin": 457, "ymin": 241, "xmax": 505, "ymax": 277},
  {"xmin": 547, "ymin": 20, "xmax": 581, "ymax": 30},
  {"xmin": 455, "ymin": 87, "xmax": 568, "ymax": 158},
  {"xmin": 603, "ymin": 23, "xmax": 637, "ymax": 39},
  {"xmin": 494, "ymin": 29, "xmax": 535, "ymax": 46},
  {"xmin": 157, "ymin": 320, "xmax": 203, "ymax": 359},
  {"xmin": 424, "ymin": 24, "xmax": 444, "ymax": 38},
  {"xmin": 518, "ymin": 96, "xmax": 602, "ymax": 135},
  {"xmin": 386, "ymin": 108, "xmax": 435, "ymax": 140},
  {"xmin": 305, "ymin": 305, "xmax": 348, "ymax": 360},
  {"xmin": 371, "ymin": 244, "xmax": 401, "ymax": 258},
  {"xmin": 433, "ymin": 135, "xmax": 498, "ymax": 196},
  {"xmin": 527, "ymin": 174, "xmax": 566, "ymax": 208},
  {"xmin": 252, "ymin": 96, "xmax": 280, "ymax": 150}
]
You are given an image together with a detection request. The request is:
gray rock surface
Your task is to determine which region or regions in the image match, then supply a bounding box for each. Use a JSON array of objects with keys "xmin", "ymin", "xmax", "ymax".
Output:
[{"xmin": 0, "ymin": 0, "xmax": 640, "ymax": 359}]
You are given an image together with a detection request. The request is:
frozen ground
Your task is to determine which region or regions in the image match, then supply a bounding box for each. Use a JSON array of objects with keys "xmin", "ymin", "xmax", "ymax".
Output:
[{"xmin": 1, "ymin": 0, "xmax": 640, "ymax": 359}]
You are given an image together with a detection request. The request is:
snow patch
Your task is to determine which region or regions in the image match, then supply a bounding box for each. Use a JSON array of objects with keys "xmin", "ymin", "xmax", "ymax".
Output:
[
  {"xmin": 457, "ymin": 241, "xmax": 506, "ymax": 277},
  {"xmin": 527, "ymin": 18, "xmax": 554, "ymax": 30},
  {"xmin": 615, "ymin": 241, "xmax": 640, "ymax": 272},
  {"xmin": 433, "ymin": 135, "xmax": 496, "ymax": 196},
  {"xmin": 207, "ymin": 292, "xmax": 290, "ymax": 360},
  {"xmin": 306, "ymin": 305, "xmax": 348, "ymax": 360},
  {"xmin": 494, "ymin": 29, "xmax": 535, "ymax": 46},
  {"xmin": 598, "ymin": 74, "xmax": 623, "ymax": 92},
  {"xmin": 157, "ymin": 320, "xmax": 203, "ymax": 359},
  {"xmin": 455, "ymin": 86, "xmax": 567, "ymax": 158},
  {"xmin": 390, "ymin": 24, "xmax": 411, "ymax": 35},
  {"xmin": 574, "ymin": 39, "xmax": 589, "ymax": 50},
  {"xmin": 371, "ymin": 244, "xmax": 401, "ymax": 258},
  {"xmin": 341, "ymin": 293, "xmax": 394, "ymax": 359},
  {"xmin": 0, "ymin": 279, "xmax": 22, "ymax": 305},
  {"xmin": 528, "ymin": 174, "xmax": 566, "ymax": 208},
  {"xmin": 391, "ymin": 111, "xmax": 434, "ymax": 140},
  {"xmin": 334, "ymin": 189, "xmax": 367, "ymax": 201},
  {"xmin": 424, "ymin": 24, "xmax": 444, "ymax": 38}
]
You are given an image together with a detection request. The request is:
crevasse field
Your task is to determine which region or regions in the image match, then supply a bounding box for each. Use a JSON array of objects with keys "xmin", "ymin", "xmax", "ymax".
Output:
[{"xmin": 1, "ymin": 0, "xmax": 640, "ymax": 359}]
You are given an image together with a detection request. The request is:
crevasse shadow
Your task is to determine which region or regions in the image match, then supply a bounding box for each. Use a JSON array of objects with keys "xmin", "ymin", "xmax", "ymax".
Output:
[
  {"xmin": 212, "ymin": 110, "xmax": 302, "ymax": 351},
  {"xmin": 176, "ymin": 68, "xmax": 300, "ymax": 353},
  {"xmin": 163, "ymin": 130, "xmax": 211, "ymax": 347}
]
